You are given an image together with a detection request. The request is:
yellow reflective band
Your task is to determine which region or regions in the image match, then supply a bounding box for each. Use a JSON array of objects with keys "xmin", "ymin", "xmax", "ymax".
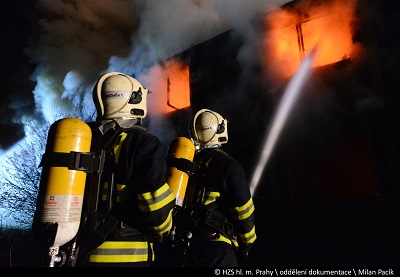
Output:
[
  {"xmin": 101, "ymin": 181, "xmax": 109, "ymax": 201},
  {"xmin": 116, "ymin": 184, "xmax": 126, "ymax": 190},
  {"xmin": 211, "ymin": 235, "xmax": 238, "ymax": 246},
  {"xmin": 140, "ymin": 183, "xmax": 170, "ymax": 200},
  {"xmin": 115, "ymin": 183, "xmax": 132, "ymax": 203},
  {"xmin": 97, "ymin": 241, "xmax": 148, "ymax": 249},
  {"xmin": 239, "ymin": 226, "xmax": 257, "ymax": 244},
  {"xmin": 113, "ymin": 132, "xmax": 127, "ymax": 163},
  {"xmin": 231, "ymin": 198, "xmax": 255, "ymax": 220},
  {"xmin": 150, "ymin": 209, "xmax": 173, "ymax": 235},
  {"xmin": 138, "ymin": 183, "xmax": 175, "ymax": 212},
  {"xmin": 203, "ymin": 191, "xmax": 220, "ymax": 205},
  {"xmin": 89, "ymin": 254, "xmax": 149, "ymax": 263},
  {"xmin": 88, "ymin": 241, "xmax": 153, "ymax": 263}
]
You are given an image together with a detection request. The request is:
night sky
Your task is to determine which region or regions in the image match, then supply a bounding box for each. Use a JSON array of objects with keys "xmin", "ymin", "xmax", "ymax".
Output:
[{"xmin": 1, "ymin": 1, "xmax": 36, "ymax": 150}]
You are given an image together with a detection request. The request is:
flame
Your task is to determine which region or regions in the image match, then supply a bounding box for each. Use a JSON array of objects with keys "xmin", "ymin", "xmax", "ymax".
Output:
[
  {"xmin": 142, "ymin": 59, "xmax": 190, "ymax": 115},
  {"xmin": 165, "ymin": 60, "xmax": 191, "ymax": 111},
  {"xmin": 262, "ymin": 0, "xmax": 358, "ymax": 78}
]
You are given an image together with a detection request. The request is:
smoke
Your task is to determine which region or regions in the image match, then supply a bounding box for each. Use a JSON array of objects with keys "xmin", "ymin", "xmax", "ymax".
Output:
[
  {"xmin": 1, "ymin": 0, "xmax": 290, "ymax": 153},
  {"xmin": 2, "ymin": 0, "xmax": 396, "ymax": 166}
]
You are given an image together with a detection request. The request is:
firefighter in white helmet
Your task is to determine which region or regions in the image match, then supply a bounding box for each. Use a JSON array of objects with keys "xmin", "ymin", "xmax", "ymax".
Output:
[
  {"xmin": 77, "ymin": 72, "xmax": 176, "ymax": 267},
  {"xmin": 159, "ymin": 109, "xmax": 257, "ymax": 267}
]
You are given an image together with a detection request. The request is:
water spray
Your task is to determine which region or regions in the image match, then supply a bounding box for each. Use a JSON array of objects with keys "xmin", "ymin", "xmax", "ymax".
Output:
[{"xmin": 249, "ymin": 47, "xmax": 317, "ymax": 196}]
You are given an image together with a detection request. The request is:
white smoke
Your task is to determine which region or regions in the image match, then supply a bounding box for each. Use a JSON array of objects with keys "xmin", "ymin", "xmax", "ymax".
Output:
[
  {"xmin": 0, "ymin": 0, "xmax": 291, "ymax": 178},
  {"xmin": 22, "ymin": 0, "xmax": 288, "ymax": 129}
]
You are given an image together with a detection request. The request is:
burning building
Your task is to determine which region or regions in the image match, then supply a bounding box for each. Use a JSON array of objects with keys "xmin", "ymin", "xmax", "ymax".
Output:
[{"xmin": 140, "ymin": 0, "xmax": 399, "ymax": 266}]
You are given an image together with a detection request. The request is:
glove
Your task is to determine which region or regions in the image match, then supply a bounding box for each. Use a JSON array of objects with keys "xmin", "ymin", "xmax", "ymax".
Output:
[{"xmin": 236, "ymin": 243, "xmax": 253, "ymax": 267}]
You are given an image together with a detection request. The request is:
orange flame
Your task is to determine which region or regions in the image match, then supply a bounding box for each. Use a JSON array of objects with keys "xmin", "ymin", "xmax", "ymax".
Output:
[
  {"xmin": 262, "ymin": 0, "xmax": 358, "ymax": 78},
  {"xmin": 141, "ymin": 59, "xmax": 191, "ymax": 115},
  {"xmin": 165, "ymin": 60, "xmax": 191, "ymax": 111}
]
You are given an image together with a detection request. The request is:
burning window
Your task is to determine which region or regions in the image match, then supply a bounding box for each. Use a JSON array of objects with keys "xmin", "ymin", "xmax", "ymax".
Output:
[
  {"xmin": 165, "ymin": 59, "xmax": 191, "ymax": 111},
  {"xmin": 141, "ymin": 58, "xmax": 191, "ymax": 115},
  {"xmin": 262, "ymin": 0, "xmax": 358, "ymax": 78}
]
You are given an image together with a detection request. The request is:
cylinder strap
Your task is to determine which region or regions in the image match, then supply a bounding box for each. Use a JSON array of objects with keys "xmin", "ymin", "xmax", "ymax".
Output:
[
  {"xmin": 39, "ymin": 151, "xmax": 106, "ymax": 173},
  {"xmin": 166, "ymin": 156, "xmax": 198, "ymax": 176}
]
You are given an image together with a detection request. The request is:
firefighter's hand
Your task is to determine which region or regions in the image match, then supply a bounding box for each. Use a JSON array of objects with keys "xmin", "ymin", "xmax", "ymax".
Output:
[{"xmin": 236, "ymin": 243, "xmax": 253, "ymax": 267}]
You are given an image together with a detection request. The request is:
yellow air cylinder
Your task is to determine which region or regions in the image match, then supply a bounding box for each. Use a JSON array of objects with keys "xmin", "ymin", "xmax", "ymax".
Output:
[
  {"xmin": 165, "ymin": 137, "xmax": 195, "ymax": 207},
  {"xmin": 36, "ymin": 117, "xmax": 92, "ymax": 249}
]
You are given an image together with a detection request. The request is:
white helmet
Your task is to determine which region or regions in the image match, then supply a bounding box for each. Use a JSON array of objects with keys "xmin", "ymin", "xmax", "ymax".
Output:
[
  {"xmin": 189, "ymin": 109, "xmax": 228, "ymax": 149},
  {"xmin": 93, "ymin": 72, "xmax": 150, "ymax": 121}
]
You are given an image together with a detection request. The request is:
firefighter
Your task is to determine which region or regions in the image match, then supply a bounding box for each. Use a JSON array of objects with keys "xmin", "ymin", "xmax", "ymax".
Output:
[
  {"xmin": 79, "ymin": 72, "xmax": 176, "ymax": 267},
  {"xmin": 165, "ymin": 108, "xmax": 257, "ymax": 267}
]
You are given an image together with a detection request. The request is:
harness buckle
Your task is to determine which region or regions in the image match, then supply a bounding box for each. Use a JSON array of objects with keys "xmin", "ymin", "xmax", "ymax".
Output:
[{"xmin": 223, "ymin": 220, "xmax": 233, "ymax": 232}]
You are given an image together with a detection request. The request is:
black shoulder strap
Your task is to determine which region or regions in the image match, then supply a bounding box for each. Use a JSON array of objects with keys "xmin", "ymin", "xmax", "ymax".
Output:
[
  {"xmin": 73, "ymin": 127, "xmax": 125, "ymax": 266},
  {"xmin": 166, "ymin": 156, "xmax": 198, "ymax": 176},
  {"xmin": 192, "ymin": 149, "xmax": 237, "ymax": 240}
]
